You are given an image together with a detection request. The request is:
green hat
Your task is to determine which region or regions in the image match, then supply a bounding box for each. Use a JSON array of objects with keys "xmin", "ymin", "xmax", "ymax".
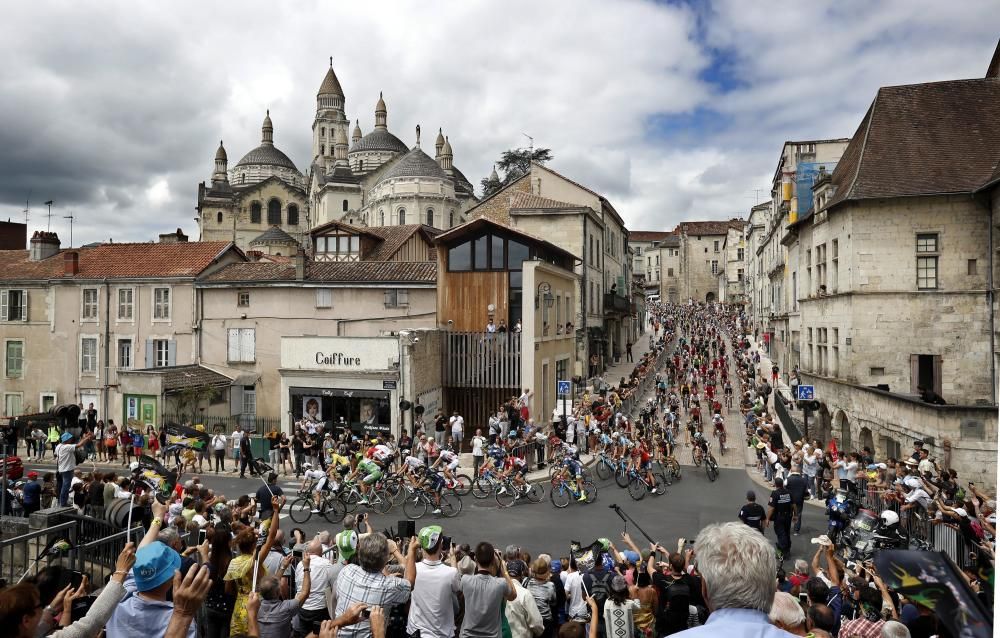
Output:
[
  {"xmin": 597, "ymin": 537, "xmax": 611, "ymax": 551},
  {"xmin": 336, "ymin": 530, "xmax": 358, "ymax": 560},
  {"xmin": 418, "ymin": 525, "xmax": 442, "ymax": 551}
]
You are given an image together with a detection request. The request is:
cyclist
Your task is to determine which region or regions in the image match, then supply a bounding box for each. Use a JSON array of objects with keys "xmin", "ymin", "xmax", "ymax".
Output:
[
  {"xmin": 693, "ymin": 431, "xmax": 710, "ymax": 464},
  {"xmin": 723, "ymin": 378, "xmax": 734, "ymax": 407},
  {"xmin": 556, "ymin": 443, "xmax": 587, "ymax": 501},
  {"xmin": 300, "ymin": 462, "xmax": 333, "ymax": 513},
  {"xmin": 401, "ymin": 454, "xmax": 427, "ymax": 487},
  {"xmin": 352, "ymin": 456, "xmax": 382, "ymax": 505},
  {"xmin": 502, "ymin": 452, "xmax": 530, "ymax": 497},
  {"xmin": 431, "ymin": 445, "xmax": 461, "ymax": 488},
  {"xmin": 631, "ymin": 438, "xmax": 661, "ymax": 494}
]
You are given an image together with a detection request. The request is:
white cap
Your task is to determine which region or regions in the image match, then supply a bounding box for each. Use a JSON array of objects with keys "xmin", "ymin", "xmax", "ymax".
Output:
[{"xmin": 953, "ymin": 508, "xmax": 969, "ymax": 518}]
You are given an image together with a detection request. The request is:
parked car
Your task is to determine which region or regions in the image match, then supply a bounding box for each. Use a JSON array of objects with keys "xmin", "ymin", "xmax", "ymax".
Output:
[{"xmin": 2, "ymin": 456, "xmax": 24, "ymax": 480}]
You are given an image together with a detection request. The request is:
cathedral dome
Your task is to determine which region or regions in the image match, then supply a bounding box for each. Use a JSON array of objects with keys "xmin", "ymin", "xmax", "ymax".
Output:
[
  {"xmin": 377, "ymin": 148, "xmax": 448, "ymax": 185},
  {"xmin": 235, "ymin": 145, "xmax": 299, "ymax": 172},
  {"xmin": 350, "ymin": 128, "xmax": 409, "ymax": 154},
  {"xmin": 318, "ymin": 64, "xmax": 345, "ymax": 97}
]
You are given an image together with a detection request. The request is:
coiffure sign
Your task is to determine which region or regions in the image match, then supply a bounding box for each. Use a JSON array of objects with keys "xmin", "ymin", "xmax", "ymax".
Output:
[{"xmin": 281, "ymin": 336, "xmax": 398, "ymax": 371}]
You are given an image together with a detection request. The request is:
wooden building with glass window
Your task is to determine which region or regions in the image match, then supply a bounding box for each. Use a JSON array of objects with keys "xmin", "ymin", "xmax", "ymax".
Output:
[{"xmin": 434, "ymin": 218, "xmax": 578, "ymax": 430}]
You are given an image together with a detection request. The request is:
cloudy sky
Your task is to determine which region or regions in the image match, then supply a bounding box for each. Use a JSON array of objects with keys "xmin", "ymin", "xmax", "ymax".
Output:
[{"xmin": 0, "ymin": 0, "xmax": 996, "ymax": 245}]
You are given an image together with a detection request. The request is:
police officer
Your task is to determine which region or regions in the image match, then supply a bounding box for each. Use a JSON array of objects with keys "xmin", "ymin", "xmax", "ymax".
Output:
[
  {"xmin": 738, "ymin": 490, "xmax": 766, "ymax": 532},
  {"xmin": 766, "ymin": 476, "xmax": 793, "ymax": 562}
]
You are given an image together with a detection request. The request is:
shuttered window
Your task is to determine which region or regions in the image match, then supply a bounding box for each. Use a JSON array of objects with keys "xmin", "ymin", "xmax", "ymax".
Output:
[
  {"xmin": 227, "ymin": 328, "xmax": 256, "ymax": 363},
  {"xmin": 1, "ymin": 290, "xmax": 28, "ymax": 321},
  {"xmin": 316, "ymin": 288, "xmax": 333, "ymax": 308},
  {"xmin": 384, "ymin": 289, "xmax": 409, "ymax": 308}
]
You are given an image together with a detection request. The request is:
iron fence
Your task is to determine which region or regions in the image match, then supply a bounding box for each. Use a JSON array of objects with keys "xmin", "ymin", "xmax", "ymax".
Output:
[
  {"xmin": 161, "ymin": 414, "xmax": 284, "ymax": 435},
  {"xmin": 0, "ymin": 521, "xmax": 77, "ymax": 585},
  {"xmin": 75, "ymin": 526, "xmax": 144, "ymax": 584}
]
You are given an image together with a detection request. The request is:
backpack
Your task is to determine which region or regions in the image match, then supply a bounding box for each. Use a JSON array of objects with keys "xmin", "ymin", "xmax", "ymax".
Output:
[{"xmin": 588, "ymin": 569, "xmax": 614, "ymax": 613}]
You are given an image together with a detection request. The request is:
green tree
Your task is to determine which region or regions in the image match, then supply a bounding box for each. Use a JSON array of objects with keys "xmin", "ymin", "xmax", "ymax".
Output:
[{"xmin": 480, "ymin": 147, "xmax": 554, "ymax": 197}]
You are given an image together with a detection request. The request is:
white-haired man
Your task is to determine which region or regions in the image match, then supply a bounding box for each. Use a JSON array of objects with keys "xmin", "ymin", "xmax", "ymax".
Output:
[
  {"xmin": 768, "ymin": 592, "xmax": 807, "ymax": 636},
  {"xmin": 673, "ymin": 522, "xmax": 794, "ymax": 637}
]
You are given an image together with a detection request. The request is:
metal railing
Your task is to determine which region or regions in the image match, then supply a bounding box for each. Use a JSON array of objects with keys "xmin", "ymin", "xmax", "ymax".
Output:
[
  {"xmin": 0, "ymin": 521, "xmax": 77, "ymax": 584},
  {"xmin": 75, "ymin": 526, "xmax": 144, "ymax": 584}
]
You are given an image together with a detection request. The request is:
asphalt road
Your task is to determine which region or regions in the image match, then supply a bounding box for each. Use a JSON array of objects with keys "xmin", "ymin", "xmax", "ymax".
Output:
[{"xmin": 108, "ymin": 464, "xmax": 829, "ymax": 565}]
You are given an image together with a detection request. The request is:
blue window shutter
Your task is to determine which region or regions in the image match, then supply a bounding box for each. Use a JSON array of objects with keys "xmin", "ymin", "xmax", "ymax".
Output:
[
  {"xmin": 145, "ymin": 339, "xmax": 154, "ymax": 368},
  {"xmin": 167, "ymin": 340, "xmax": 177, "ymax": 367}
]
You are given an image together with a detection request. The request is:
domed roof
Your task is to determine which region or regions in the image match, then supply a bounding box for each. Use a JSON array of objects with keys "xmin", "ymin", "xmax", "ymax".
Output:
[
  {"xmin": 350, "ymin": 128, "xmax": 409, "ymax": 154},
  {"xmin": 377, "ymin": 148, "xmax": 449, "ymax": 185},
  {"xmin": 215, "ymin": 140, "xmax": 227, "ymax": 161},
  {"xmin": 318, "ymin": 63, "xmax": 344, "ymax": 97},
  {"xmin": 235, "ymin": 144, "xmax": 300, "ymax": 171},
  {"xmin": 250, "ymin": 226, "xmax": 299, "ymax": 246},
  {"xmin": 452, "ymin": 165, "xmax": 475, "ymax": 195}
]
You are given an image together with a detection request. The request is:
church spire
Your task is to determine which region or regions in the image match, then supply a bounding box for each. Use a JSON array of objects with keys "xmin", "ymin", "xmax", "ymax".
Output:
[
  {"xmin": 213, "ymin": 140, "xmax": 228, "ymax": 183},
  {"xmin": 435, "ymin": 128, "xmax": 445, "ymax": 158},
  {"xmin": 261, "ymin": 110, "xmax": 273, "ymax": 145},
  {"xmin": 375, "ymin": 91, "xmax": 387, "ymax": 130},
  {"xmin": 352, "ymin": 119, "xmax": 362, "ymax": 144},
  {"xmin": 439, "ymin": 135, "xmax": 453, "ymax": 172}
]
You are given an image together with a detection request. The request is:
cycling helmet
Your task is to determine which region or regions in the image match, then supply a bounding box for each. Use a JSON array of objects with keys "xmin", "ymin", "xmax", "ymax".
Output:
[
  {"xmin": 879, "ymin": 510, "xmax": 900, "ymax": 527},
  {"xmin": 418, "ymin": 525, "xmax": 443, "ymax": 551},
  {"xmin": 302, "ymin": 462, "xmax": 313, "ymax": 470},
  {"xmin": 129, "ymin": 461, "xmax": 139, "ymax": 472},
  {"xmin": 597, "ymin": 537, "xmax": 611, "ymax": 551},
  {"xmin": 693, "ymin": 432, "xmax": 703, "ymax": 440}
]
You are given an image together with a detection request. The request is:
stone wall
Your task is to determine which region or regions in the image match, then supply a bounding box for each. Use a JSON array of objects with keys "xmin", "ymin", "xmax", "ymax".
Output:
[{"xmin": 802, "ymin": 372, "xmax": 997, "ymax": 485}]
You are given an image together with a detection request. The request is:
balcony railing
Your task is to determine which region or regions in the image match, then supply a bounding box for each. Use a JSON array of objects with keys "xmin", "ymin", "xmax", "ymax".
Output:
[
  {"xmin": 603, "ymin": 292, "xmax": 630, "ymax": 314},
  {"xmin": 444, "ymin": 332, "xmax": 521, "ymax": 389}
]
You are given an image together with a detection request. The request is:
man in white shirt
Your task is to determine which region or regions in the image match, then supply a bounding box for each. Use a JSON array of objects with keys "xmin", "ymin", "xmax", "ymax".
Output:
[
  {"xmin": 294, "ymin": 537, "xmax": 337, "ymax": 636},
  {"xmin": 504, "ymin": 561, "xmax": 543, "ymax": 638},
  {"xmin": 211, "ymin": 430, "xmax": 227, "ymax": 473},
  {"xmin": 55, "ymin": 432, "xmax": 91, "ymax": 506},
  {"xmin": 449, "ymin": 412, "xmax": 465, "ymax": 450},
  {"xmin": 230, "ymin": 427, "xmax": 244, "ymax": 466},
  {"xmin": 407, "ymin": 526, "xmax": 461, "ymax": 638},
  {"xmin": 562, "ymin": 559, "xmax": 588, "ymax": 621},
  {"xmin": 471, "ymin": 429, "xmax": 486, "ymax": 476}
]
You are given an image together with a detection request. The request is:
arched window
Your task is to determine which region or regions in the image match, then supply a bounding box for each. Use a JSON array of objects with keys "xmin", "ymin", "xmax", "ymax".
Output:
[
  {"xmin": 320, "ymin": 144, "xmax": 325, "ymax": 156},
  {"xmin": 267, "ymin": 199, "xmax": 281, "ymax": 225},
  {"xmin": 426, "ymin": 209, "xmax": 434, "ymax": 226},
  {"xmin": 250, "ymin": 202, "xmax": 262, "ymax": 224},
  {"xmin": 342, "ymin": 199, "xmax": 348, "ymax": 212},
  {"xmin": 288, "ymin": 204, "xmax": 299, "ymax": 226},
  {"xmin": 321, "ymin": 127, "xmax": 326, "ymax": 137},
  {"xmin": 363, "ymin": 212, "xmax": 369, "ymax": 225},
  {"xmin": 240, "ymin": 173, "xmax": 246, "ymax": 184},
  {"xmin": 449, "ymin": 211, "xmax": 454, "ymax": 227},
  {"xmin": 216, "ymin": 211, "xmax": 223, "ymax": 224},
  {"xmin": 379, "ymin": 210, "xmax": 385, "ymax": 226},
  {"xmin": 398, "ymin": 208, "xmax": 406, "ymax": 225}
]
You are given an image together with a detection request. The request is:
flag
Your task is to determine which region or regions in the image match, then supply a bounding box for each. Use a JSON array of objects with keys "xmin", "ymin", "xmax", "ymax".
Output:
[
  {"xmin": 875, "ymin": 550, "xmax": 992, "ymax": 638},
  {"xmin": 164, "ymin": 423, "xmax": 210, "ymax": 451},
  {"xmin": 136, "ymin": 454, "xmax": 178, "ymax": 499},
  {"xmin": 39, "ymin": 535, "xmax": 76, "ymax": 559},
  {"xmin": 251, "ymin": 456, "xmax": 274, "ymax": 476},
  {"xmin": 570, "ymin": 539, "xmax": 606, "ymax": 572}
]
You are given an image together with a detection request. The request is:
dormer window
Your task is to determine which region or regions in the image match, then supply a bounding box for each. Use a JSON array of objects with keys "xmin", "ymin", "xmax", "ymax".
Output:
[{"xmin": 315, "ymin": 232, "xmax": 360, "ymax": 261}]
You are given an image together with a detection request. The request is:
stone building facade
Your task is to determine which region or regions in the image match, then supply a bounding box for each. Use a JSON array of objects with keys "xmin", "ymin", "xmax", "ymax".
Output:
[{"xmin": 766, "ymin": 69, "xmax": 1000, "ymax": 483}]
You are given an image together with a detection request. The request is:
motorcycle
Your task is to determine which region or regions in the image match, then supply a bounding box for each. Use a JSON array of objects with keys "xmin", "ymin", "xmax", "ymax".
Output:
[
  {"xmin": 825, "ymin": 489, "xmax": 859, "ymax": 543},
  {"xmin": 839, "ymin": 510, "xmax": 915, "ymax": 562}
]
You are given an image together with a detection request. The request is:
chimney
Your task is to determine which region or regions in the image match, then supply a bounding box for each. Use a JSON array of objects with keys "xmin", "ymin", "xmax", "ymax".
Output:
[
  {"xmin": 294, "ymin": 248, "xmax": 306, "ymax": 281},
  {"xmin": 29, "ymin": 231, "xmax": 61, "ymax": 261},
  {"xmin": 63, "ymin": 251, "xmax": 79, "ymax": 276},
  {"xmin": 158, "ymin": 228, "xmax": 188, "ymax": 243},
  {"xmin": 246, "ymin": 250, "xmax": 263, "ymax": 262}
]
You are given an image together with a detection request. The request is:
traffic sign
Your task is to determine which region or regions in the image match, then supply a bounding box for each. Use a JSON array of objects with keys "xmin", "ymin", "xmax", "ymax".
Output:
[
  {"xmin": 557, "ymin": 380, "xmax": 571, "ymax": 395},
  {"xmin": 796, "ymin": 385, "xmax": 815, "ymax": 401}
]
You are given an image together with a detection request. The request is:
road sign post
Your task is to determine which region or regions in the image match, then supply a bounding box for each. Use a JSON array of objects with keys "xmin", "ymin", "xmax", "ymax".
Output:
[{"xmin": 796, "ymin": 385, "xmax": 816, "ymax": 441}]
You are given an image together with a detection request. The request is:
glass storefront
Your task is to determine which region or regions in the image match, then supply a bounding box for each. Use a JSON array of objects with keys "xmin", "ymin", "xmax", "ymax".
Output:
[{"xmin": 289, "ymin": 386, "xmax": 391, "ymax": 436}]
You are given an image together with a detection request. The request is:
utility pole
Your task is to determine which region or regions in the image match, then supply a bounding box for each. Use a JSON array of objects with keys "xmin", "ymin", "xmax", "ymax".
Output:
[
  {"xmin": 64, "ymin": 212, "xmax": 75, "ymax": 247},
  {"xmin": 44, "ymin": 200, "xmax": 54, "ymax": 231},
  {"xmin": 22, "ymin": 190, "xmax": 31, "ymax": 225}
]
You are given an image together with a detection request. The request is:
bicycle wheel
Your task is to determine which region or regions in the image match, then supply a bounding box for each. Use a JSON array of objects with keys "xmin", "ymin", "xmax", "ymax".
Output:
[
  {"xmin": 550, "ymin": 483, "xmax": 570, "ymax": 508},
  {"xmin": 669, "ymin": 458, "xmax": 682, "ymax": 481},
  {"xmin": 582, "ymin": 481, "xmax": 598, "ymax": 504},
  {"xmin": 321, "ymin": 497, "xmax": 347, "ymax": 524},
  {"xmin": 615, "ymin": 467, "xmax": 630, "ymax": 488},
  {"xmin": 450, "ymin": 473, "xmax": 472, "ymax": 496},
  {"xmin": 691, "ymin": 448, "xmax": 702, "ymax": 467},
  {"xmin": 372, "ymin": 489, "xmax": 393, "ymax": 514},
  {"xmin": 339, "ymin": 488, "xmax": 359, "ymax": 513},
  {"xmin": 495, "ymin": 481, "xmax": 516, "ymax": 508},
  {"xmin": 288, "ymin": 497, "xmax": 314, "ymax": 524},
  {"xmin": 389, "ymin": 482, "xmax": 409, "ymax": 507},
  {"xmin": 595, "ymin": 460, "xmax": 612, "ymax": 481},
  {"xmin": 524, "ymin": 482, "xmax": 544, "ymax": 503},
  {"xmin": 627, "ymin": 476, "xmax": 647, "ymax": 501},
  {"xmin": 472, "ymin": 476, "xmax": 495, "ymax": 499},
  {"xmin": 439, "ymin": 491, "xmax": 463, "ymax": 517},
  {"xmin": 707, "ymin": 460, "xmax": 718, "ymax": 482},
  {"xmin": 651, "ymin": 471, "xmax": 668, "ymax": 494},
  {"xmin": 403, "ymin": 493, "xmax": 428, "ymax": 519}
]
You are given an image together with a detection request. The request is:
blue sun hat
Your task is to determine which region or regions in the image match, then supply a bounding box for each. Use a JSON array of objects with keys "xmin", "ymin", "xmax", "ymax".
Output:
[
  {"xmin": 60, "ymin": 432, "xmax": 73, "ymax": 443},
  {"xmin": 133, "ymin": 541, "xmax": 181, "ymax": 592}
]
